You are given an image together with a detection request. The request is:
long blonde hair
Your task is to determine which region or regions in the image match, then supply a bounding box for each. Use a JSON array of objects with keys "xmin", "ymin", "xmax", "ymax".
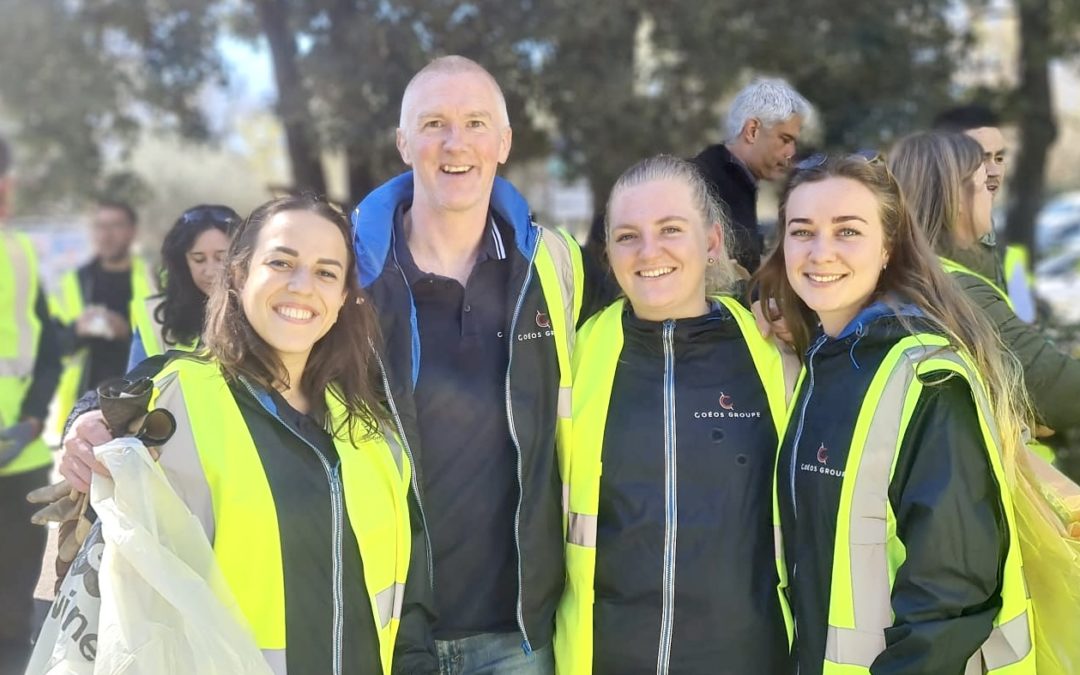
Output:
[
  {"xmin": 751, "ymin": 155, "xmax": 1031, "ymax": 462},
  {"xmin": 888, "ymin": 131, "xmax": 985, "ymax": 261}
]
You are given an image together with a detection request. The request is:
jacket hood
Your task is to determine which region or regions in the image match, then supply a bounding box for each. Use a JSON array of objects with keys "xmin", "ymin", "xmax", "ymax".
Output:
[
  {"xmin": 351, "ymin": 171, "xmax": 537, "ymax": 288},
  {"xmin": 832, "ymin": 297, "xmax": 924, "ymax": 340},
  {"xmin": 809, "ymin": 297, "xmax": 930, "ymax": 367}
]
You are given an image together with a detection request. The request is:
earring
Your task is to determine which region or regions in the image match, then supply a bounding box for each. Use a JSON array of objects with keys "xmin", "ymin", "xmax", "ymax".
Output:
[
  {"xmin": 882, "ymin": 262, "xmax": 888, "ymax": 270},
  {"xmin": 707, "ymin": 257, "xmax": 716, "ymax": 265}
]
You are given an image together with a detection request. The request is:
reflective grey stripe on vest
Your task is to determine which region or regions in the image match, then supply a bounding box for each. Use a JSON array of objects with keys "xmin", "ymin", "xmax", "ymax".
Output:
[
  {"xmin": 145, "ymin": 296, "xmax": 167, "ymax": 354},
  {"xmin": 981, "ymin": 593, "xmax": 1032, "ymax": 668},
  {"xmin": 374, "ymin": 582, "xmax": 405, "ymax": 628},
  {"xmin": 0, "ymin": 234, "xmax": 36, "ymax": 378},
  {"xmin": 263, "ymin": 648, "xmax": 287, "ymax": 674},
  {"xmin": 826, "ymin": 345, "xmax": 1031, "ymax": 669},
  {"xmin": 382, "ymin": 424, "xmax": 404, "ymax": 477},
  {"xmin": 540, "ymin": 227, "xmax": 578, "ymax": 422},
  {"xmin": 568, "ymin": 511, "xmax": 597, "ymax": 547}
]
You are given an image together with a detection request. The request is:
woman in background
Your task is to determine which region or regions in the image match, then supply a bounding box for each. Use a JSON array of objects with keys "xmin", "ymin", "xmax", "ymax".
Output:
[{"xmin": 127, "ymin": 204, "xmax": 239, "ymax": 369}]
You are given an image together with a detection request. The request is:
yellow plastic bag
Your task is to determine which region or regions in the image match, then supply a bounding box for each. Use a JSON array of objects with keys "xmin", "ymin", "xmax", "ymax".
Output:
[{"xmin": 1013, "ymin": 447, "xmax": 1080, "ymax": 675}]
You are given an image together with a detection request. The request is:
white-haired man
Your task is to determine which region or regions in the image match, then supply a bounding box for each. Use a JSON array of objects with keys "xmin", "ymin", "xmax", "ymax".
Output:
[{"xmin": 694, "ymin": 77, "xmax": 812, "ymax": 272}]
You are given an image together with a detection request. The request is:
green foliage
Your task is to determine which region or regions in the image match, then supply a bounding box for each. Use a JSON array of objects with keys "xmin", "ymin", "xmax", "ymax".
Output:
[
  {"xmin": 1, "ymin": 0, "xmax": 1040, "ymax": 212},
  {"xmin": 0, "ymin": 0, "xmax": 224, "ymax": 212}
]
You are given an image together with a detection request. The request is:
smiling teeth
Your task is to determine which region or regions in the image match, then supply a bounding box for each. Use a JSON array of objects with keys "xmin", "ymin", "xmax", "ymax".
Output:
[
  {"xmin": 639, "ymin": 267, "xmax": 675, "ymax": 278},
  {"xmin": 808, "ymin": 273, "xmax": 844, "ymax": 282},
  {"xmin": 442, "ymin": 165, "xmax": 470, "ymax": 173},
  {"xmin": 277, "ymin": 306, "xmax": 314, "ymax": 320}
]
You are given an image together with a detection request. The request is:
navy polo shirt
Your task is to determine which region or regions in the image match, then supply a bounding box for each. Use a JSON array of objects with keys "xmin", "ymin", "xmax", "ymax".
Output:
[{"xmin": 394, "ymin": 207, "xmax": 519, "ymax": 639}]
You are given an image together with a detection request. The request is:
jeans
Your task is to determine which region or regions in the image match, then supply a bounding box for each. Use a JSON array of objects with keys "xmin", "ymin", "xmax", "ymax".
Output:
[{"xmin": 436, "ymin": 632, "xmax": 555, "ymax": 675}]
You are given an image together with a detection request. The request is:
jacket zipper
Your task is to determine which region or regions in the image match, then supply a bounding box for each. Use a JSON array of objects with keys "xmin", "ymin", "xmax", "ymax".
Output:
[
  {"xmin": 375, "ymin": 348, "xmax": 434, "ymax": 590},
  {"xmin": 787, "ymin": 335, "xmax": 826, "ymax": 675},
  {"xmin": 657, "ymin": 320, "xmax": 677, "ymax": 675},
  {"xmin": 788, "ymin": 334, "xmax": 827, "ymax": 520},
  {"xmin": 241, "ymin": 379, "xmax": 345, "ymax": 675},
  {"xmin": 504, "ymin": 227, "xmax": 543, "ymax": 654}
]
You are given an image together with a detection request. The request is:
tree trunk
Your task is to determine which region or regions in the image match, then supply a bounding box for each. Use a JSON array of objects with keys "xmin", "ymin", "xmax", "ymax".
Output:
[
  {"xmin": 1005, "ymin": 0, "xmax": 1058, "ymax": 260},
  {"xmin": 254, "ymin": 0, "xmax": 326, "ymax": 194},
  {"xmin": 346, "ymin": 149, "xmax": 378, "ymax": 206}
]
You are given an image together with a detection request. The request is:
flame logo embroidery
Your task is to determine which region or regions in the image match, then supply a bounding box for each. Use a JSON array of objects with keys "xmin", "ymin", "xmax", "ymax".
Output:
[
  {"xmin": 816, "ymin": 443, "xmax": 828, "ymax": 465},
  {"xmin": 719, "ymin": 393, "xmax": 734, "ymax": 410},
  {"xmin": 535, "ymin": 310, "xmax": 550, "ymax": 329}
]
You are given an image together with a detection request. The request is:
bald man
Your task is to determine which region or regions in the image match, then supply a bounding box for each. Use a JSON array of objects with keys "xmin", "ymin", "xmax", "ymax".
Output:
[{"xmin": 350, "ymin": 56, "xmax": 595, "ymax": 674}]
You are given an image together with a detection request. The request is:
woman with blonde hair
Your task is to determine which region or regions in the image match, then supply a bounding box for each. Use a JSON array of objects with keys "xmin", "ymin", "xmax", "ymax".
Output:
[
  {"xmin": 753, "ymin": 154, "xmax": 1036, "ymax": 675},
  {"xmin": 557, "ymin": 155, "xmax": 796, "ymax": 673},
  {"xmin": 889, "ymin": 130, "xmax": 1080, "ymax": 434}
]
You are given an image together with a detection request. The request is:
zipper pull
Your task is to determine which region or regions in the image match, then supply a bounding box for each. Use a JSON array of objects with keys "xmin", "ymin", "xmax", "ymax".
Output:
[
  {"xmin": 520, "ymin": 638, "xmax": 533, "ymax": 656},
  {"xmin": 331, "ymin": 462, "xmax": 343, "ymax": 494}
]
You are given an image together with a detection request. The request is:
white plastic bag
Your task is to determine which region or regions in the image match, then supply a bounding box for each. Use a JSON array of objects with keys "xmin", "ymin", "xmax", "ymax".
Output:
[
  {"xmin": 24, "ymin": 521, "xmax": 103, "ymax": 675},
  {"xmin": 31, "ymin": 437, "xmax": 272, "ymax": 675}
]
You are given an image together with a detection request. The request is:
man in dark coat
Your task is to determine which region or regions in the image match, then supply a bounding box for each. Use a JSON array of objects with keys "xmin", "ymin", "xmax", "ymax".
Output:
[{"xmin": 694, "ymin": 77, "xmax": 812, "ymax": 273}]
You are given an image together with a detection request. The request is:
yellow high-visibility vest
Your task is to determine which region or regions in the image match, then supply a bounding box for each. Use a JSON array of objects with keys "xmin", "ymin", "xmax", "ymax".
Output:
[
  {"xmin": 555, "ymin": 296, "xmax": 799, "ymax": 673},
  {"xmin": 130, "ymin": 295, "xmax": 197, "ymax": 359},
  {"xmin": 778, "ymin": 333, "xmax": 1036, "ymax": 674},
  {"xmin": 151, "ymin": 356, "xmax": 413, "ymax": 671},
  {"xmin": 0, "ymin": 231, "xmax": 50, "ymax": 475}
]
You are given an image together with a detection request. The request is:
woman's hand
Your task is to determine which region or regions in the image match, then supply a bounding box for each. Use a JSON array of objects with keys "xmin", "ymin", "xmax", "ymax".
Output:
[{"xmin": 59, "ymin": 410, "xmax": 113, "ymax": 492}]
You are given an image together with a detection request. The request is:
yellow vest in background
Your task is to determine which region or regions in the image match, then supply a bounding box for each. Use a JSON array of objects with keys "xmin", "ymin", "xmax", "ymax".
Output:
[{"xmin": 0, "ymin": 231, "xmax": 51, "ymax": 475}]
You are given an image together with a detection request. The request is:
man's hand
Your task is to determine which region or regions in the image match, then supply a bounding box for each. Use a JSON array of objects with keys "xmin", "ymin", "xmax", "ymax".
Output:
[
  {"xmin": 59, "ymin": 410, "xmax": 113, "ymax": 492},
  {"xmin": 74, "ymin": 305, "xmax": 129, "ymax": 340},
  {"xmin": 0, "ymin": 419, "xmax": 39, "ymax": 468},
  {"xmin": 103, "ymin": 308, "xmax": 131, "ymax": 340}
]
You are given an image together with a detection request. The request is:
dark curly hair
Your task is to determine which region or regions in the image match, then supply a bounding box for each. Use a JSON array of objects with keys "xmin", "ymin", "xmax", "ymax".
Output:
[{"xmin": 155, "ymin": 205, "xmax": 240, "ymax": 346}]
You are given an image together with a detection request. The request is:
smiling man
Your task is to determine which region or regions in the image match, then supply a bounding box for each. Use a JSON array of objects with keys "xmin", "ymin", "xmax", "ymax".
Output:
[
  {"xmin": 695, "ymin": 77, "xmax": 813, "ymax": 274},
  {"xmin": 351, "ymin": 56, "xmax": 595, "ymax": 674}
]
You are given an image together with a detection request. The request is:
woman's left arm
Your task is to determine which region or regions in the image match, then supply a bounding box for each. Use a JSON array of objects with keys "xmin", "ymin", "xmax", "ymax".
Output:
[{"xmin": 871, "ymin": 375, "xmax": 1007, "ymax": 675}]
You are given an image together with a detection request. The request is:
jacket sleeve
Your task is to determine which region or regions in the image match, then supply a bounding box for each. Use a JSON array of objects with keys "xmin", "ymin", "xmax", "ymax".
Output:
[
  {"xmin": 961, "ymin": 274, "xmax": 1080, "ymax": 430},
  {"xmin": 127, "ymin": 328, "xmax": 149, "ymax": 371},
  {"xmin": 20, "ymin": 283, "xmax": 63, "ymax": 422},
  {"xmin": 871, "ymin": 375, "xmax": 1006, "ymax": 675},
  {"xmin": 392, "ymin": 484, "xmax": 438, "ymax": 674}
]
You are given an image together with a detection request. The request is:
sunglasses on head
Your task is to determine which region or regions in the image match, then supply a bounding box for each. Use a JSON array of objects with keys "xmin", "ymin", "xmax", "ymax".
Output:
[
  {"xmin": 180, "ymin": 205, "xmax": 241, "ymax": 227},
  {"xmin": 794, "ymin": 149, "xmax": 883, "ymax": 171}
]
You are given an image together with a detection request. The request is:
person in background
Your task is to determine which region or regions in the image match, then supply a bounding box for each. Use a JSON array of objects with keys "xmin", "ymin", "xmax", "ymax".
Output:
[
  {"xmin": 52, "ymin": 199, "xmax": 154, "ymax": 430},
  {"xmin": 694, "ymin": 77, "xmax": 812, "ymax": 274},
  {"xmin": 754, "ymin": 154, "xmax": 1035, "ymax": 674},
  {"xmin": 127, "ymin": 204, "xmax": 240, "ymax": 369},
  {"xmin": 933, "ymin": 104, "xmax": 1037, "ymax": 321},
  {"xmin": 889, "ymin": 131, "xmax": 1080, "ymax": 434},
  {"xmin": 556, "ymin": 155, "xmax": 796, "ymax": 673},
  {"xmin": 0, "ymin": 134, "xmax": 63, "ymax": 672}
]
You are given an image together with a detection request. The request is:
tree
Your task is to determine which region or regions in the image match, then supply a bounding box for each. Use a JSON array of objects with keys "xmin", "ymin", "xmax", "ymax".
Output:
[
  {"xmin": 1005, "ymin": 0, "xmax": 1078, "ymax": 258},
  {"xmin": 0, "ymin": 0, "xmax": 225, "ymax": 212}
]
